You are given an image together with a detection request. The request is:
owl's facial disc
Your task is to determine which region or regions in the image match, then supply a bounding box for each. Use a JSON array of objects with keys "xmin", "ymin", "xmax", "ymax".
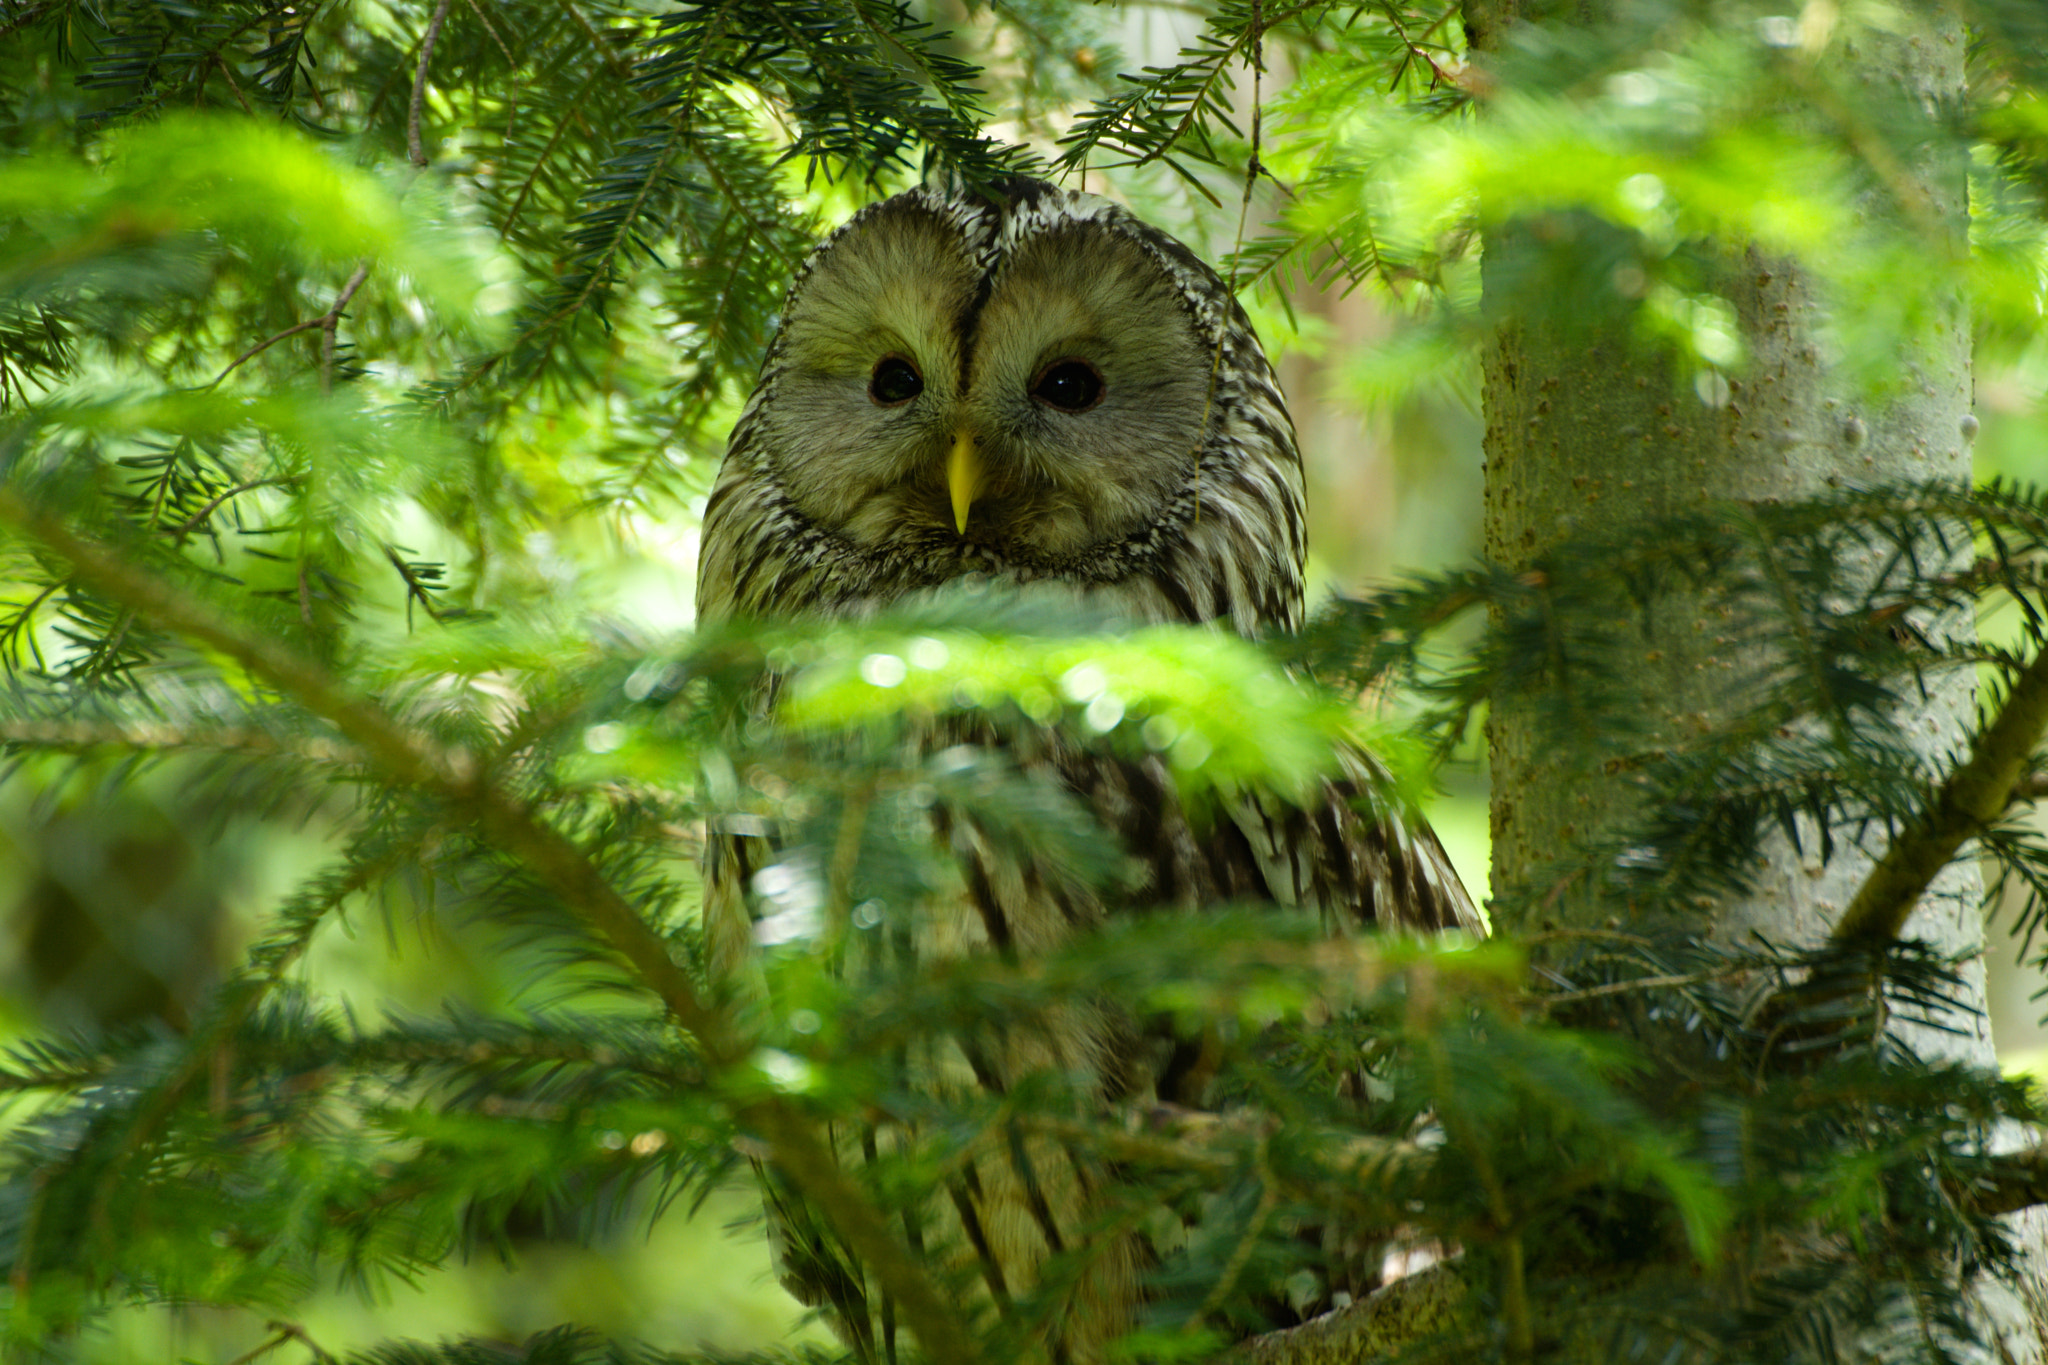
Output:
[
  {"xmin": 753, "ymin": 196, "xmax": 1230, "ymax": 566},
  {"xmin": 756, "ymin": 202, "xmax": 979, "ymax": 546}
]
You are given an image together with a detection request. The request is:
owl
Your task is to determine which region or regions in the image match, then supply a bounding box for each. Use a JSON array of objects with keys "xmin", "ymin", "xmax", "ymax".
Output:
[{"xmin": 694, "ymin": 177, "xmax": 1480, "ymax": 1362}]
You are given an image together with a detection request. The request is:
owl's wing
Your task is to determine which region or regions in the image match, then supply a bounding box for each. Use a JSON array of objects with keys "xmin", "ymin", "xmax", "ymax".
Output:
[
  {"xmin": 1058, "ymin": 740, "xmax": 1481, "ymax": 937},
  {"xmin": 1228, "ymin": 745, "xmax": 1484, "ymax": 937}
]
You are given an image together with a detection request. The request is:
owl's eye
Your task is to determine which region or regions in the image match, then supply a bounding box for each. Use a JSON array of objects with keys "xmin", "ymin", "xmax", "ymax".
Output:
[
  {"xmin": 1030, "ymin": 359, "xmax": 1105, "ymax": 413},
  {"xmin": 869, "ymin": 355, "xmax": 924, "ymax": 406}
]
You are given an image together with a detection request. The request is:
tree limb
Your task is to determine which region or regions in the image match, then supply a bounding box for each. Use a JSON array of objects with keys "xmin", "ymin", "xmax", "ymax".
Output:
[
  {"xmin": 1961, "ymin": 1144, "xmax": 2048, "ymax": 1218},
  {"xmin": 319, "ymin": 262, "xmax": 372, "ymax": 393},
  {"xmin": 1832, "ymin": 638, "xmax": 2048, "ymax": 945},
  {"xmin": 1231, "ymin": 1260, "xmax": 1468, "ymax": 1364},
  {"xmin": 2009, "ymin": 772, "xmax": 2048, "ymax": 806}
]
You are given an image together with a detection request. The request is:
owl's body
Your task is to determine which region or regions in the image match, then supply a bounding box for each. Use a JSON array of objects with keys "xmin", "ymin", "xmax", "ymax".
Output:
[{"xmin": 696, "ymin": 178, "xmax": 1478, "ymax": 1362}]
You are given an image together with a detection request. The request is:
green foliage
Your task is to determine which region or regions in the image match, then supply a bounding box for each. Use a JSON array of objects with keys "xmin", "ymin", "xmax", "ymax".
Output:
[
  {"xmin": 0, "ymin": 1, "xmax": 2044, "ymax": 1364},
  {"xmin": 752, "ymin": 612, "xmax": 1387, "ymax": 801}
]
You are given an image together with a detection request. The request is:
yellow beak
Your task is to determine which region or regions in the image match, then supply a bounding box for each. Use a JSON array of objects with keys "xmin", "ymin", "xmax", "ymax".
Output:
[{"xmin": 947, "ymin": 430, "xmax": 979, "ymax": 536}]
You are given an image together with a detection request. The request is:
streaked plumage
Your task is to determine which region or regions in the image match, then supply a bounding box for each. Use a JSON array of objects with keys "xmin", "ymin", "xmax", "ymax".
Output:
[{"xmin": 695, "ymin": 177, "xmax": 1480, "ymax": 1362}]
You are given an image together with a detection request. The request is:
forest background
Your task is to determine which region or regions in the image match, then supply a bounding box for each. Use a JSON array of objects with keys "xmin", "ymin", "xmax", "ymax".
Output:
[{"xmin": 5, "ymin": 0, "xmax": 2048, "ymax": 1361}]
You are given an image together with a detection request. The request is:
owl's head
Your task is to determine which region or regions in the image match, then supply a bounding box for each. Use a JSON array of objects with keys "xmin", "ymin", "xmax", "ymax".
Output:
[{"xmin": 698, "ymin": 179, "xmax": 1305, "ymax": 635}]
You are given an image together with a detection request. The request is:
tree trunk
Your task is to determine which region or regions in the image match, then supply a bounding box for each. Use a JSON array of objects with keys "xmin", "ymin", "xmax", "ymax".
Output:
[{"xmin": 1472, "ymin": 1, "xmax": 2047, "ymax": 1357}]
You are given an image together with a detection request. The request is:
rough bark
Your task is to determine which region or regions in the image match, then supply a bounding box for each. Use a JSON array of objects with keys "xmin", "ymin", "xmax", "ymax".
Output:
[
  {"xmin": 1476, "ymin": 3, "xmax": 2047, "ymax": 1358},
  {"xmin": 1229, "ymin": 1263, "xmax": 1465, "ymax": 1365}
]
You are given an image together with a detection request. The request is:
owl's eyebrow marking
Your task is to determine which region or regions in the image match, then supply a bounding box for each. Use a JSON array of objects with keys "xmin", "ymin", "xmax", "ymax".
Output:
[
  {"xmin": 953, "ymin": 248, "xmax": 999, "ymax": 394},
  {"xmin": 954, "ymin": 219, "xmax": 1105, "ymax": 396}
]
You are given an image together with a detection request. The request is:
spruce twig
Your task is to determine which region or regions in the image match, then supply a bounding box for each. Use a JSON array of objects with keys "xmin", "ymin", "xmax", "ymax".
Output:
[{"xmin": 207, "ymin": 263, "xmax": 371, "ymax": 390}]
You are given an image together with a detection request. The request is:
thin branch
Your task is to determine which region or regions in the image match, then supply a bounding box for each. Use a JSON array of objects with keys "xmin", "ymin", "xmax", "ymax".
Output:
[
  {"xmin": 1833, "ymin": 638, "xmax": 2048, "ymax": 944},
  {"xmin": 226, "ymin": 1321, "xmax": 336, "ymax": 1365},
  {"xmin": 740, "ymin": 1102, "xmax": 981, "ymax": 1364},
  {"xmin": 169, "ymin": 475, "xmax": 301, "ymax": 545},
  {"xmin": 0, "ymin": 488, "xmax": 697, "ymax": 1010},
  {"xmin": 557, "ymin": 0, "xmax": 637, "ymax": 80},
  {"xmin": 210, "ymin": 319, "xmax": 320, "ymax": 386},
  {"xmin": 0, "ymin": 2, "xmax": 57, "ymax": 43},
  {"xmin": 223, "ymin": 1325, "xmax": 296, "ymax": 1365},
  {"xmin": 1522, "ymin": 966, "xmax": 1752, "ymax": 1007},
  {"xmin": 383, "ymin": 543, "xmax": 454, "ymax": 625},
  {"xmin": 1382, "ymin": 4, "xmax": 1457, "ymax": 90},
  {"xmin": 1191, "ymin": 1130, "xmax": 1279, "ymax": 1331},
  {"xmin": 845, "ymin": 0, "xmax": 983, "ymax": 126},
  {"xmin": 212, "ymin": 53, "xmax": 256, "ymax": 114},
  {"xmin": 1026, "ymin": 1111, "xmax": 1426, "ymax": 1191},
  {"xmin": 0, "ymin": 578, "xmax": 62, "ymax": 670},
  {"xmin": 0, "ymin": 717, "xmax": 358, "ymax": 763},
  {"xmin": 408, "ymin": 0, "xmax": 454, "ymax": 169},
  {"xmin": 1059, "ymin": 1, "xmax": 1318, "ymax": 175},
  {"xmin": 320, "ymin": 262, "xmax": 372, "ymax": 392},
  {"xmin": 460, "ymin": 0, "xmax": 517, "ymax": 68},
  {"xmin": 22, "ymin": 514, "xmax": 428, "ymax": 763},
  {"xmin": 73, "ymin": 845, "xmax": 402, "ymax": 1277},
  {"xmin": 500, "ymin": 83, "xmax": 586, "ymax": 233},
  {"xmin": 208, "ymin": 264, "xmax": 372, "ymax": 390},
  {"xmin": 697, "ymin": 147, "xmax": 805, "ymax": 271}
]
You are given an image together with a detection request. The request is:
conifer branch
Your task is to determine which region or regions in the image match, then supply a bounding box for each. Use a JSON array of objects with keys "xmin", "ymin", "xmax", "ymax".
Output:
[
  {"xmin": 458, "ymin": 0, "xmax": 517, "ymax": 70},
  {"xmin": 558, "ymin": 0, "xmax": 636, "ymax": 80},
  {"xmin": 1382, "ymin": 3, "xmax": 1460, "ymax": 91},
  {"xmin": 223, "ymin": 1320, "xmax": 334, "ymax": 1365},
  {"xmin": 320, "ymin": 263, "xmax": 372, "ymax": 393},
  {"xmin": 210, "ymin": 53, "xmax": 256, "ymax": 115},
  {"xmin": 0, "ymin": 3, "xmax": 57, "ymax": 43},
  {"xmin": 1832, "ymin": 638, "xmax": 2048, "ymax": 945},
  {"xmin": 0, "ymin": 1044, "xmax": 125, "ymax": 1094},
  {"xmin": 0, "ymin": 486, "xmax": 715, "ymax": 1035},
  {"xmin": 209, "ymin": 319, "xmax": 322, "ymax": 387},
  {"xmin": 1028, "ymin": 1111, "xmax": 1428, "ymax": 1194},
  {"xmin": 0, "ymin": 489, "xmax": 980, "ymax": 1365}
]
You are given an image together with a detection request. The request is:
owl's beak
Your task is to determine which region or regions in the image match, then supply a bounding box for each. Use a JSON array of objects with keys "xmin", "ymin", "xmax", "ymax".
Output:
[{"xmin": 947, "ymin": 430, "xmax": 980, "ymax": 535}]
